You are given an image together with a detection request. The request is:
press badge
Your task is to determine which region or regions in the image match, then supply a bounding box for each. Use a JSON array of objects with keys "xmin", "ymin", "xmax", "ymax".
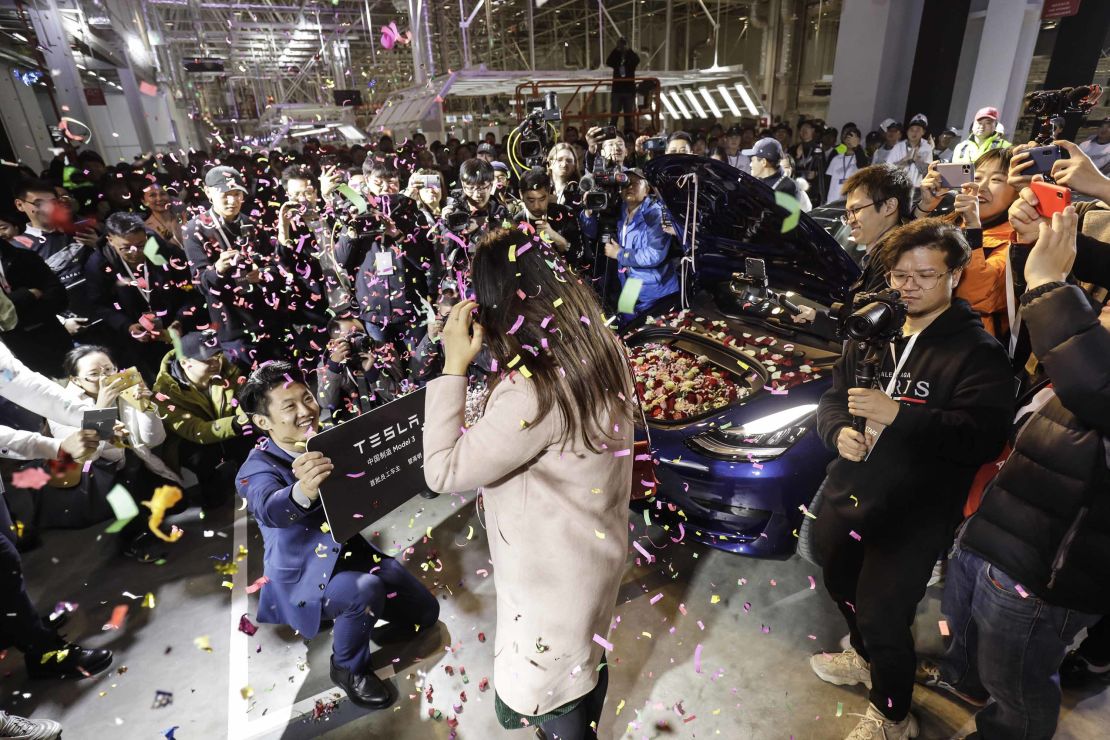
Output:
[{"xmin": 374, "ymin": 250, "xmax": 395, "ymax": 275}]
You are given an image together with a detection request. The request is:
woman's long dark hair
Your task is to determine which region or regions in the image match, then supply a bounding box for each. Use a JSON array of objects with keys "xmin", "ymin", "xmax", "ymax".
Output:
[{"xmin": 471, "ymin": 227, "xmax": 632, "ymax": 453}]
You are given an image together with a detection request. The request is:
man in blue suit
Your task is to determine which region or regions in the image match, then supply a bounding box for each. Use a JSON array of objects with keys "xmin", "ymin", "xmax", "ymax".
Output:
[{"xmin": 236, "ymin": 361, "xmax": 439, "ymax": 710}]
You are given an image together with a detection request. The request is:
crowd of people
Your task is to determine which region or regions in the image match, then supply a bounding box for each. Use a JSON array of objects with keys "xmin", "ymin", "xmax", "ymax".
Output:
[{"xmin": 0, "ymin": 95, "xmax": 1108, "ymax": 740}]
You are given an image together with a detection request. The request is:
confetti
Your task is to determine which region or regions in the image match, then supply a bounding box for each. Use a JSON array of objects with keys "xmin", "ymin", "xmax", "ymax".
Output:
[
  {"xmin": 592, "ymin": 634, "xmax": 614, "ymax": 652},
  {"xmin": 775, "ymin": 190, "xmax": 802, "ymax": 232},
  {"xmin": 694, "ymin": 643, "xmax": 704, "ymax": 673},
  {"xmin": 11, "ymin": 467, "xmax": 51, "ymax": 489},
  {"xmin": 102, "ymin": 605, "xmax": 129, "ymax": 631},
  {"xmin": 938, "ymin": 619, "xmax": 949, "ymax": 636},
  {"xmin": 193, "ymin": 635, "xmax": 213, "ymax": 652},
  {"xmin": 617, "ymin": 278, "xmax": 644, "ymax": 314}
]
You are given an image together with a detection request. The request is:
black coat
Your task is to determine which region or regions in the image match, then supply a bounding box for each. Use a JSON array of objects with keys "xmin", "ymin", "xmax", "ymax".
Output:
[
  {"xmin": 816, "ymin": 298, "xmax": 1015, "ymax": 533},
  {"xmin": 960, "ymin": 284, "xmax": 1110, "ymax": 614},
  {"xmin": 0, "ymin": 240, "xmax": 72, "ymax": 375},
  {"xmin": 334, "ymin": 195, "xmax": 440, "ymax": 333}
]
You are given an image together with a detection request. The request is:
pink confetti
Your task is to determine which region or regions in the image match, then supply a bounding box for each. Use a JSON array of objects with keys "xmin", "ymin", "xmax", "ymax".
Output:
[
  {"xmin": 592, "ymin": 634, "xmax": 614, "ymax": 652},
  {"xmin": 848, "ymin": 530, "xmax": 862, "ymax": 541},
  {"xmin": 238, "ymin": 614, "xmax": 258, "ymax": 636},
  {"xmin": 245, "ymin": 576, "xmax": 269, "ymax": 594},
  {"xmin": 346, "ymin": 471, "xmax": 366, "ymax": 478},
  {"xmin": 670, "ymin": 522, "xmax": 686, "ymax": 543},
  {"xmin": 507, "ymin": 314, "xmax": 525, "ymax": 335},
  {"xmin": 1015, "ymin": 584, "xmax": 1029, "ymax": 598},
  {"xmin": 649, "ymin": 593, "xmax": 664, "ymax": 605},
  {"xmin": 613, "ymin": 448, "xmax": 631, "ymax": 457},
  {"xmin": 808, "ymin": 575, "xmax": 816, "ymax": 590},
  {"xmin": 938, "ymin": 620, "xmax": 950, "ymax": 636},
  {"xmin": 632, "ymin": 540, "xmax": 655, "ymax": 563},
  {"xmin": 694, "ymin": 643, "xmax": 703, "ymax": 673},
  {"xmin": 11, "ymin": 467, "xmax": 51, "ymax": 489}
]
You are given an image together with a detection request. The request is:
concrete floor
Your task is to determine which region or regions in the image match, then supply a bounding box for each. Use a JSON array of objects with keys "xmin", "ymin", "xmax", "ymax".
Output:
[{"xmin": 2, "ymin": 488, "xmax": 1108, "ymax": 740}]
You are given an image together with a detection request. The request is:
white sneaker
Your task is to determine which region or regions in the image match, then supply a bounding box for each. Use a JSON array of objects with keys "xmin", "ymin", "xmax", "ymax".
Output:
[
  {"xmin": 811, "ymin": 648, "xmax": 873, "ymax": 688},
  {"xmin": 0, "ymin": 711, "xmax": 62, "ymax": 740},
  {"xmin": 845, "ymin": 703, "xmax": 919, "ymax": 739}
]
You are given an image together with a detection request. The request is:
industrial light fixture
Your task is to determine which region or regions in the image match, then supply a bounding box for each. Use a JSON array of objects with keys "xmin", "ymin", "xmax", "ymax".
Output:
[
  {"xmin": 667, "ymin": 91, "xmax": 691, "ymax": 119},
  {"xmin": 698, "ymin": 87, "xmax": 723, "ymax": 118},
  {"xmin": 682, "ymin": 89, "xmax": 707, "ymax": 119},
  {"xmin": 659, "ymin": 92, "xmax": 683, "ymax": 120},
  {"xmin": 716, "ymin": 84, "xmax": 742, "ymax": 116},
  {"xmin": 734, "ymin": 83, "xmax": 759, "ymax": 116}
]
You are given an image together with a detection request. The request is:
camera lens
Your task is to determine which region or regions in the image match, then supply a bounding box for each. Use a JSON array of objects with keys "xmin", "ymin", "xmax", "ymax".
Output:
[{"xmin": 846, "ymin": 301, "xmax": 894, "ymax": 341}]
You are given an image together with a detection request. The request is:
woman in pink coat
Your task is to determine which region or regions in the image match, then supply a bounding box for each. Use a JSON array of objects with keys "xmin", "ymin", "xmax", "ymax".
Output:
[{"xmin": 423, "ymin": 227, "xmax": 634, "ymax": 739}]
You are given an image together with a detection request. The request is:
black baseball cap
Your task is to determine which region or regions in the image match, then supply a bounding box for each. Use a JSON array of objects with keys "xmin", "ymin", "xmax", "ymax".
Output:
[
  {"xmin": 726, "ymin": 125, "xmax": 743, "ymax": 137},
  {"xmin": 476, "ymin": 143, "xmax": 495, "ymax": 154},
  {"xmin": 741, "ymin": 137, "xmax": 784, "ymax": 162},
  {"xmin": 179, "ymin": 330, "xmax": 222, "ymax": 361},
  {"xmin": 622, "ymin": 166, "xmax": 648, "ymax": 181},
  {"xmin": 204, "ymin": 166, "xmax": 247, "ymax": 193}
]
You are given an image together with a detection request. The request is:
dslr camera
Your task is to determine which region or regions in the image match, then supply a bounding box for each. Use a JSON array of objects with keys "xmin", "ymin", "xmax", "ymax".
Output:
[{"xmin": 831, "ymin": 288, "xmax": 907, "ymax": 343}]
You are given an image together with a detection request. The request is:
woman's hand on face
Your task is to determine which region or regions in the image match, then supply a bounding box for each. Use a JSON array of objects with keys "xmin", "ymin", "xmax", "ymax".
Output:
[
  {"xmin": 96, "ymin": 377, "xmax": 127, "ymax": 408},
  {"xmin": 441, "ymin": 299, "xmax": 484, "ymax": 376}
]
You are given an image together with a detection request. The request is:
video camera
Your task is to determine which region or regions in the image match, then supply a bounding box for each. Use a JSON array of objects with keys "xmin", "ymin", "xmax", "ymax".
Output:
[
  {"xmin": 1024, "ymin": 85, "xmax": 1102, "ymax": 144},
  {"xmin": 729, "ymin": 258, "xmax": 802, "ymax": 317},
  {"xmin": 831, "ymin": 288, "xmax": 907, "ymax": 344},
  {"xmin": 830, "ymin": 288, "xmax": 908, "ymax": 433},
  {"xmin": 513, "ymin": 91, "xmax": 562, "ymax": 169},
  {"xmin": 441, "ymin": 196, "xmax": 471, "ymax": 233}
]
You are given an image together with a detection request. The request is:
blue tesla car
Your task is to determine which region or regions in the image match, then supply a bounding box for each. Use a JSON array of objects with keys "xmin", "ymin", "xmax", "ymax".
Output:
[{"xmin": 627, "ymin": 156, "xmax": 860, "ymax": 558}]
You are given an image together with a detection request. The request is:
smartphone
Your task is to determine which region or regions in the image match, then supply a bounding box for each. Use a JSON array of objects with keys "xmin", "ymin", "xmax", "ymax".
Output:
[
  {"xmin": 104, "ymin": 366, "xmax": 143, "ymax": 391},
  {"xmin": 936, "ymin": 163, "xmax": 974, "ymax": 189},
  {"xmin": 412, "ymin": 174, "xmax": 441, "ymax": 189},
  {"xmin": 1029, "ymin": 180, "xmax": 1071, "ymax": 218},
  {"xmin": 82, "ymin": 408, "xmax": 118, "ymax": 441},
  {"xmin": 1025, "ymin": 145, "xmax": 1069, "ymax": 177}
]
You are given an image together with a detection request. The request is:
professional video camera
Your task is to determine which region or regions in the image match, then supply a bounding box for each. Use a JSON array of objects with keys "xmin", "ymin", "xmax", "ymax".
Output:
[
  {"xmin": 1024, "ymin": 84, "xmax": 1103, "ymax": 144},
  {"xmin": 440, "ymin": 195, "xmax": 471, "ymax": 233},
  {"xmin": 508, "ymin": 91, "xmax": 562, "ymax": 172},
  {"xmin": 728, "ymin": 257, "xmax": 803, "ymax": 318},
  {"xmin": 830, "ymin": 288, "xmax": 908, "ymax": 432}
]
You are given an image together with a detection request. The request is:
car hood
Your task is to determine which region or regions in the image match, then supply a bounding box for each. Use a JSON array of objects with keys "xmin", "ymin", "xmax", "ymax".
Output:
[{"xmin": 644, "ymin": 155, "xmax": 861, "ymax": 306}]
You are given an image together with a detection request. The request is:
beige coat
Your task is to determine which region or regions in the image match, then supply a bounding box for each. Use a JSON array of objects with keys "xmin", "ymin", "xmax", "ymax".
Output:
[{"xmin": 423, "ymin": 373, "xmax": 633, "ymax": 716}]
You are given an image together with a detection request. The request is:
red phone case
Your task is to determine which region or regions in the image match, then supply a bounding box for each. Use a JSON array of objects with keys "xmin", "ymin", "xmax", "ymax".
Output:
[{"xmin": 1029, "ymin": 180, "xmax": 1071, "ymax": 219}]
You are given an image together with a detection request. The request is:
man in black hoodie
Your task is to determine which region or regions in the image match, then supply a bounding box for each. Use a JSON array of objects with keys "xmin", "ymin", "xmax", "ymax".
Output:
[
  {"xmin": 919, "ymin": 206, "xmax": 1110, "ymax": 739},
  {"xmin": 809, "ymin": 219, "xmax": 1014, "ymax": 739}
]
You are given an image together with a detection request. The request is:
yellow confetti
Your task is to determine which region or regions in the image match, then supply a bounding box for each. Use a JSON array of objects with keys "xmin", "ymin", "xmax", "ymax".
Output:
[
  {"xmin": 553, "ymin": 298, "xmax": 564, "ymax": 308},
  {"xmin": 466, "ymin": 526, "xmax": 475, "ymax": 540},
  {"xmin": 141, "ymin": 593, "xmax": 156, "ymax": 609},
  {"xmin": 426, "ymin": 526, "xmax": 433, "ymax": 539},
  {"xmin": 641, "ymin": 631, "xmax": 652, "ymax": 638},
  {"xmin": 594, "ymin": 530, "xmax": 606, "ymax": 539},
  {"xmin": 615, "ymin": 699, "xmax": 626, "ymax": 716},
  {"xmin": 320, "ymin": 522, "xmax": 331, "ymax": 534},
  {"xmin": 519, "ymin": 365, "xmax": 533, "ymax": 378},
  {"xmin": 221, "ymin": 580, "xmax": 234, "ymax": 589},
  {"xmin": 711, "ymin": 594, "xmax": 721, "ymax": 604},
  {"xmin": 507, "ymin": 354, "xmax": 521, "ymax": 368},
  {"xmin": 508, "ymin": 244, "xmax": 517, "ymax": 261},
  {"xmin": 193, "ymin": 635, "xmax": 212, "ymax": 652},
  {"xmin": 240, "ymin": 685, "xmax": 254, "ymax": 700}
]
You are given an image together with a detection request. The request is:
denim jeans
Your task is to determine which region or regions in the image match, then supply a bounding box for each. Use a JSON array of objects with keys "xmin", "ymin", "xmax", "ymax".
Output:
[{"xmin": 940, "ymin": 546, "xmax": 1100, "ymax": 740}]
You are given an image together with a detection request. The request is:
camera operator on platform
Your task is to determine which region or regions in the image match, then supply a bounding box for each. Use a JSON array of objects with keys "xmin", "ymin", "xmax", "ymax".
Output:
[{"xmin": 809, "ymin": 218, "xmax": 1014, "ymax": 740}]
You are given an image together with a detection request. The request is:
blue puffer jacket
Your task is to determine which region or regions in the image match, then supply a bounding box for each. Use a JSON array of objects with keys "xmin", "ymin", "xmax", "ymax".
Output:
[{"xmin": 581, "ymin": 196, "xmax": 680, "ymax": 313}]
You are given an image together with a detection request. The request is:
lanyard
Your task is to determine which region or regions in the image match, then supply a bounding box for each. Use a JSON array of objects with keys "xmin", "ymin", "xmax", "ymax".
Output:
[
  {"xmin": 884, "ymin": 332, "xmax": 921, "ymax": 397},
  {"xmin": 1005, "ymin": 258, "xmax": 1020, "ymax": 358},
  {"xmin": 120, "ymin": 259, "xmax": 152, "ymax": 306}
]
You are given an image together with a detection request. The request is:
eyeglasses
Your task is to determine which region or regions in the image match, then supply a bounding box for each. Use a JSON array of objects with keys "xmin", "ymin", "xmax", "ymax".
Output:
[
  {"xmin": 887, "ymin": 270, "xmax": 952, "ymax": 290},
  {"xmin": 839, "ymin": 201, "xmax": 879, "ymax": 225},
  {"xmin": 462, "ymin": 183, "xmax": 492, "ymax": 194},
  {"xmin": 80, "ymin": 367, "xmax": 118, "ymax": 382}
]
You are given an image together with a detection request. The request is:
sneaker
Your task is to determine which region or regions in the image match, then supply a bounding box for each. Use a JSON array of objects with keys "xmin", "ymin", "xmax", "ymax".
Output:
[
  {"xmin": 915, "ymin": 659, "xmax": 989, "ymax": 707},
  {"xmin": 0, "ymin": 711, "xmax": 62, "ymax": 740},
  {"xmin": 1059, "ymin": 650, "xmax": 1110, "ymax": 687},
  {"xmin": 845, "ymin": 703, "xmax": 919, "ymax": 739},
  {"xmin": 25, "ymin": 643, "xmax": 112, "ymax": 680},
  {"xmin": 811, "ymin": 648, "xmax": 872, "ymax": 688}
]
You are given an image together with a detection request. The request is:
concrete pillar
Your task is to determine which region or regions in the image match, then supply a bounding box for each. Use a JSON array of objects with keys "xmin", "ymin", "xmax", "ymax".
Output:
[
  {"xmin": 117, "ymin": 66, "xmax": 155, "ymax": 154},
  {"xmin": 26, "ymin": 0, "xmax": 106, "ymax": 158},
  {"xmin": 826, "ymin": 0, "xmax": 925, "ymax": 131},
  {"xmin": 959, "ymin": 0, "xmax": 1043, "ymax": 138}
]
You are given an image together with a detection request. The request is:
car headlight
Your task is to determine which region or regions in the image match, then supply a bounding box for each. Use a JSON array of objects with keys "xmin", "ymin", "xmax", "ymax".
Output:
[{"xmin": 685, "ymin": 404, "xmax": 818, "ymax": 462}]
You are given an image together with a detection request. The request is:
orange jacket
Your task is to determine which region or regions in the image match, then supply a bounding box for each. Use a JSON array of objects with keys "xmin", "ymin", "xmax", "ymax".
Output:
[{"xmin": 955, "ymin": 222, "xmax": 1011, "ymax": 338}]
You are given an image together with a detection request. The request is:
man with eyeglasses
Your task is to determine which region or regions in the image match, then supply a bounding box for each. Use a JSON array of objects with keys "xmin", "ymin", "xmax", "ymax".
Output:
[
  {"xmin": 335, "ymin": 159, "xmax": 439, "ymax": 388},
  {"xmin": 793, "ymin": 164, "xmax": 912, "ymax": 337},
  {"xmin": 440, "ymin": 159, "xmax": 512, "ymax": 269},
  {"xmin": 809, "ymin": 218, "xmax": 1013, "ymax": 740}
]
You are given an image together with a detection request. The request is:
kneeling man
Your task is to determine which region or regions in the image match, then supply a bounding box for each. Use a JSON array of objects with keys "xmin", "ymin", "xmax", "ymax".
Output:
[{"xmin": 236, "ymin": 361, "xmax": 440, "ymax": 709}]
